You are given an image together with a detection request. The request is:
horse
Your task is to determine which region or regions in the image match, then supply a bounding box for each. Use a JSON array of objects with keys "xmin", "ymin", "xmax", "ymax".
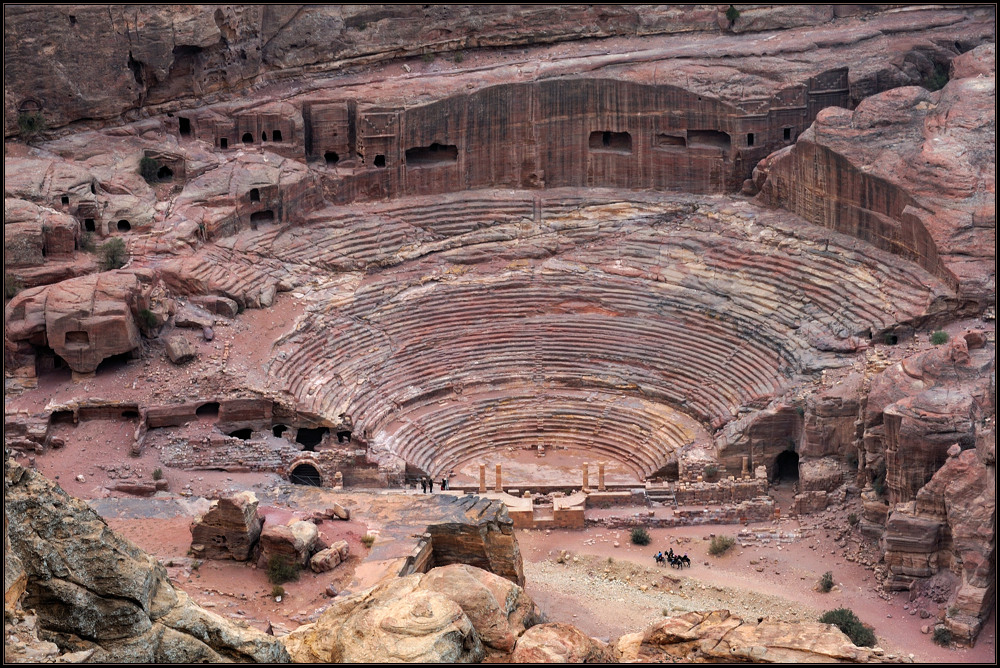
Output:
[
  {"xmin": 680, "ymin": 555, "xmax": 691, "ymax": 568},
  {"xmin": 654, "ymin": 552, "xmax": 666, "ymax": 566}
]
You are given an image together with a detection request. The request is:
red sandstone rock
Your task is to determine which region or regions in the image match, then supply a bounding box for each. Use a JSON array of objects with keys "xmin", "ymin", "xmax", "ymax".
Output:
[
  {"xmin": 757, "ymin": 44, "xmax": 996, "ymax": 306},
  {"xmin": 308, "ymin": 540, "xmax": 349, "ymax": 573},
  {"xmin": 5, "ymin": 271, "xmax": 152, "ymax": 374},
  {"xmin": 510, "ymin": 622, "xmax": 614, "ymax": 663},
  {"xmin": 418, "ymin": 563, "xmax": 539, "ymax": 652},
  {"xmin": 165, "ymin": 336, "xmax": 196, "ymax": 365},
  {"xmin": 189, "ymin": 492, "xmax": 263, "ymax": 561},
  {"xmin": 258, "ymin": 520, "xmax": 318, "ymax": 568}
]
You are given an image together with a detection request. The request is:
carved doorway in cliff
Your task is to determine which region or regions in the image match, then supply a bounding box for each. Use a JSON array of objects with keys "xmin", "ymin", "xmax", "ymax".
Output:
[
  {"xmin": 290, "ymin": 463, "xmax": 323, "ymax": 487},
  {"xmin": 774, "ymin": 450, "xmax": 799, "ymax": 482}
]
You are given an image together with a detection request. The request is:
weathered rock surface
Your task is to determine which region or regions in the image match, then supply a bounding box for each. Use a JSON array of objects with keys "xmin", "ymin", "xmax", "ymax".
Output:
[
  {"xmin": 165, "ymin": 335, "xmax": 196, "ymax": 364},
  {"xmin": 757, "ymin": 43, "xmax": 996, "ymax": 306},
  {"xmin": 616, "ymin": 609, "xmax": 872, "ymax": 663},
  {"xmin": 4, "ymin": 270, "xmax": 152, "ymax": 374},
  {"xmin": 259, "ymin": 519, "xmax": 319, "ymax": 568},
  {"xmin": 510, "ymin": 622, "xmax": 614, "ymax": 663},
  {"xmin": 884, "ymin": 433, "xmax": 995, "ymax": 644},
  {"xmin": 189, "ymin": 491, "xmax": 263, "ymax": 561},
  {"xmin": 3, "ymin": 458, "xmax": 288, "ymax": 662},
  {"xmin": 12, "ymin": 5, "xmax": 984, "ymax": 132},
  {"xmin": 418, "ymin": 563, "xmax": 540, "ymax": 652},
  {"xmin": 309, "ymin": 540, "xmax": 349, "ymax": 573},
  {"xmin": 281, "ymin": 570, "xmax": 484, "ymax": 663}
]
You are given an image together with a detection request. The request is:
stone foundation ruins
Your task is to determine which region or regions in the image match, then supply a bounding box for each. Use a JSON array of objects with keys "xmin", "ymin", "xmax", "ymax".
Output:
[{"xmin": 4, "ymin": 3, "xmax": 996, "ymax": 656}]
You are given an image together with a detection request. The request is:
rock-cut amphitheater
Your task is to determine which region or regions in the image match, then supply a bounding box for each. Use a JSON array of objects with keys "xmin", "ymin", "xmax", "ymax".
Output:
[{"xmin": 3, "ymin": 4, "xmax": 996, "ymax": 664}]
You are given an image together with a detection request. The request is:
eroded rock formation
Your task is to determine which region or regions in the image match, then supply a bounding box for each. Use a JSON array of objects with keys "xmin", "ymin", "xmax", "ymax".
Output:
[
  {"xmin": 189, "ymin": 491, "xmax": 263, "ymax": 561},
  {"xmin": 3, "ymin": 457, "xmax": 289, "ymax": 663}
]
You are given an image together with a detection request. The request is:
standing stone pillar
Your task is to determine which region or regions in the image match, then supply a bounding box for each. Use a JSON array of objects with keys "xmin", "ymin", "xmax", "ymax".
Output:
[
  {"xmin": 495, "ymin": 463, "xmax": 502, "ymax": 493},
  {"xmin": 598, "ymin": 462, "xmax": 606, "ymax": 491},
  {"xmin": 741, "ymin": 455, "xmax": 750, "ymax": 479},
  {"xmin": 582, "ymin": 462, "xmax": 590, "ymax": 492},
  {"xmin": 479, "ymin": 463, "xmax": 487, "ymax": 494}
]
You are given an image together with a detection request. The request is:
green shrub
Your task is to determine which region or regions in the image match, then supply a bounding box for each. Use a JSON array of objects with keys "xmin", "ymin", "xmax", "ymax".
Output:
[
  {"xmin": 630, "ymin": 527, "xmax": 651, "ymax": 546},
  {"xmin": 848, "ymin": 513, "xmax": 860, "ymax": 526},
  {"xmin": 704, "ymin": 464, "xmax": 718, "ymax": 480},
  {"xmin": 361, "ymin": 534, "xmax": 376, "ymax": 548},
  {"xmin": 139, "ymin": 156, "xmax": 160, "ymax": 183},
  {"xmin": 819, "ymin": 608, "xmax": 876, "ymax": 647},
  {"xmin": 152, "ymin": 468, "xmax": 163, "ymax": 481},
  {"xmin": 453, "ymin": 50, "xmax": 464, "ymax": 63},
  {"xmin": 708, "ymin": 535, "xmax": 735, "ymax": 556},
  {"xmin": 726, "ymin": 5, "xmax": 740, "ymax": 24},
  {"xmin": 271, "ymin": 585, "xmax": 285, "ymax": 598},
  {"xmin": 139, "ymin": 308, "xmax": 158, "ymax": 330},
  {"xmin": 933, "ymin": 626, "xmax": 952, "ymax": 646},
  {"xmin": 266, "ymin": 555, "xmax": 301, "ymax": 584},
  {"xmin": 922, "ymin": 62, "xmax": 949, "ymax": 92},
  {"xmin": 5, "ymin": 273, "xmax": 24, "ymax": 300},
  {"xmin": 79, "ymin": 231, "xmax": 96, "ymax": 253},
  {"xmin": 930, "ymin": 330, "xmax": 949, "ymax": 345},
  {"xmin": 98, "ymin": 237, "xmax": 128, "ymax": 270},
  {"xmin": 421, "ymin": 52, "xmax": 436, "ymax": 63},
  {"xmin": 18, "ymin": 111, "xmax": 47, "ymax": 142},
  {"xmin": 819, "ymin": 571, "xmax": 834, "ymax": 593}
]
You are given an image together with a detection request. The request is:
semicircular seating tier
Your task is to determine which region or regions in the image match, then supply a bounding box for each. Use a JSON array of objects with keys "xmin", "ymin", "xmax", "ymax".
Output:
[{"xmin": 251, "ymin": 190, "xmax": 952, "ymax": 478}]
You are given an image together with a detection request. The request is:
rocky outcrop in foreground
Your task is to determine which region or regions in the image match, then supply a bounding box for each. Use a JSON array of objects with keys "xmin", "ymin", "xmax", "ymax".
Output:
[{"xmin": 4, "ymin": 457, "xmax": 289, "ymax": 663}]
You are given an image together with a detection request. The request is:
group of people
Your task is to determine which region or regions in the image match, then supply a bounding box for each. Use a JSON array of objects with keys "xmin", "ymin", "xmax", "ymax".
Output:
[
  {"xmin": 654, "ymin": 548, "xmax": 691, "ymax": 569},
  {"xmin": 419, "ymin": 477, "xmax": 448, "ymax": 493}
]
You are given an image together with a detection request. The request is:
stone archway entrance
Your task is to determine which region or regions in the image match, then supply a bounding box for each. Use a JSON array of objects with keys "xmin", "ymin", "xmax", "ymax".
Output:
[
  {"xmin": 774, "ymin": 450, "xmax": 799, "ymax": 482},
  {"xmin": 289, "ymin": 463, "xmax": 323, "ymax": 486}
]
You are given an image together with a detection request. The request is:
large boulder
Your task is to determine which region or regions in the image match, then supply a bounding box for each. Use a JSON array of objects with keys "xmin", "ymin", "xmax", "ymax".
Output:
[
  {"xmin": 5, "ymin": 270, "xmax": 152, "ymax": 374},
  {"xmin": 616, "ymin": 610, "xmax": 873, "ymax": 663},
  {"xmin": 189, "ymin": 492, "xmax": 263, "ymax": 561},
  {"xmin": 4, "ymin": 457, "xmax": 288, "ymax": 662},
  {"xmin": 510, "ymin": 622, "xmax": 614, "ymax": 663},
  {"xmin": 309, "ymin": 540, "xmax": 349, "ymax": 573},
  {"xmin": 259, "ymin": 520, "xmax": 319, "ymax": 568},
  {"xmin": 417, "ymin": 563, "xmax": 539, "ymax": 652},
  {"xmin": 281, "ymin": 573, "xmax": 484, "ymax": 663}
]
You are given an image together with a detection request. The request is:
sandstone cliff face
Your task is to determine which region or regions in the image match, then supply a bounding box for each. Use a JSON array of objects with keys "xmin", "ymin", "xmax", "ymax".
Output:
[
  {"xmin": 4, "ymin": 270, "xmax": 153, "ymax": 374},
  {"xmin": 756, "ymin": 43, "xmax": 996, "ymax": 307},
  {"xmin": 3, "ymin": 457, "xmax": 289, "ymax": 663},
  {"xmin": 6, "ymin": 4, "xmax": 932, "ymax": 133}
]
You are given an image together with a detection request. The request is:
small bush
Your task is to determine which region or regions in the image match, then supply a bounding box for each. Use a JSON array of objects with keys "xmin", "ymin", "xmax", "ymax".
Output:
[
  {"xmin": 704, "ymin": 464, "xmax": 718, "ymax": 480},
  {"xmin": 18, "ymin": 111, "xmax": 47, "ymax": 142},
  {"xmin": 421, "ymin": 52, "xmax": 436, "ymax": 63},
  {"xmin": 848, "ymin": 513, "xmax": 860, "ymax": 526},
  {"xmin": 99, "ymin": 237, "xmax": 128, "ymax": 270},
  {"xmin": 5, "ymin": 273, "xmax": 24, "ymax": 300},
  {"xmin": 607, "ymin": 556, "xmax": 614, "ymax": 565},
  {"xmin": 271, "ymin": 585, "xmax": 285, "ymax": 598},
  {"xmin": 152, "ymin": 468, "xmax": 163, "ymax": 481},
  {"xmin": 630, "ymin": 527, "xmax": 651, "ymax": 546},
  {"xmin": 708, "ymin": 535, "xmax": 735, "ymax": 556},
  {"xmin": 79, "ymin": 231, "xmax": 96, "ymax": 253},
  {"xmin": 819, "ymin": 608, "xmax": 876, "ymax": 647},
  {"xmin": 139, "ymin": 308, "xmax": 158, "ymax": 330},
  {"xmin": 922, "ymin": 62, "xmax": 950, "ymax": 92},
  {"xmin": 726, "ymin": 5, "xmax": 740, "ymax": 24},
  {"xmin": 933, "ymin": 626, "xmax": 952, "ymax": 646},
  {"xmin": 453, "ymin": 50, "xmax": 465, "ymax": 63},
  {"xmin": 819, "ymin": 571, "xmax": 834, "ymax": 593},
  {"xmin": 930, "ymin": 330, "xmax": 949, "ymax": 345},
  {"xmin": 872, "ymin": 462, "xmax": 887, "ymax": 498},
  {"xmin": 266, "ymin": 555, "xmax": 301, "ymax": 584},
  {"xmin": 361, "ymin": 534, "xmax": 376, "ymax": 548},
  {"xmin": 139, "ymin": 156, "xmax": 160, "ymax": 183},
  {"xmin": 662, "ymin": 608, "xmax": 670, "ymax": 616},
  {"xmin": 191, "ymin": 559, "xmax": 202, "ymax": 571}
]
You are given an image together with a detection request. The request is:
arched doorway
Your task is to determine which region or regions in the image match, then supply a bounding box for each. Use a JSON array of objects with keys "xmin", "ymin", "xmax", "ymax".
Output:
[
  {"xmin": 289, "ymin": 463, "xmax": 323, "ymax": 486},
  {"xmin": 774, "ymin": 450, "xmax": 799, "ymax": 482}
]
